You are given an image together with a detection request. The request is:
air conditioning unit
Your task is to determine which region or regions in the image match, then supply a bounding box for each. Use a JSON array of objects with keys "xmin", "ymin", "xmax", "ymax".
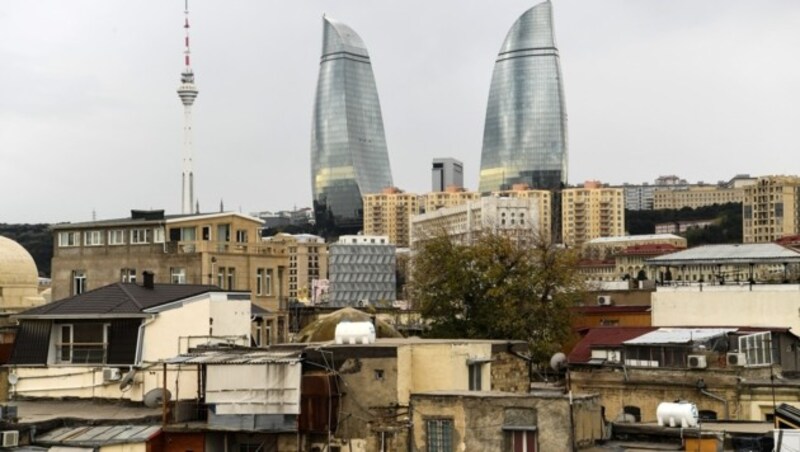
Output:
[
  {"xmin": 103, "ymin": 368, "xmax": 122, "ymax": 382},
  {"xmin": 688, "ymin": 355, "xmax": 707, "ymax": 369},
  {"xmin": 727, "ymin": 352, "xmax": 747, "ymax": 367},
  {"xmin": 597, "ymin": 295, "xmax": 613, "ymax": 306},
  {"xmin": 0, "ymin": 431, "xmax": 19, "ymax": 448}
]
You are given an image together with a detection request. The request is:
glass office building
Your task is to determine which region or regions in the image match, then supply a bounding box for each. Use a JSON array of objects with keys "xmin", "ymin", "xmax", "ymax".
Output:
[
  {"xmin": 478, "ymin": 1, "xmax": 568, "ymax": 193},
  {"xmin": 310, "ymin": 16, "xmax": 393, "ymax": 234}
]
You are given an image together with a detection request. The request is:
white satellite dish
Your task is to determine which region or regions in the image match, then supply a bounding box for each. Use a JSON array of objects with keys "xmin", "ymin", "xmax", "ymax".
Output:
[
  {"xmin": 7, "ymin": 374, "xmax": 18, "ymax": 385},
  {"xmin": 550, "ymin": 352, "xmax": 567, "ymax": 371},
  {"xmin": 143, "ymin": 388, "xmax": 171, "ymax": 408}
]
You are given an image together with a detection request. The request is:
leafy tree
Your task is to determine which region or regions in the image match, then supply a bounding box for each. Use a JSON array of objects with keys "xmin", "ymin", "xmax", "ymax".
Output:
[{"xmin": 409, "ymin": 230, "xmax": 585, "ymax": 364}]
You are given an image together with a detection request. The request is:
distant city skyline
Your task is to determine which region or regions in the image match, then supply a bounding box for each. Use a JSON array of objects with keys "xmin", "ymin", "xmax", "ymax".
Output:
[{"xmin": 2, "ymin": 1, "xmax": 799, "ymax": 223}]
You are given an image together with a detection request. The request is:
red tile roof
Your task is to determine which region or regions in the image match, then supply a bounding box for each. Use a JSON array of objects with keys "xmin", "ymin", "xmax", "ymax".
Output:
[
  {"xmin": 617, "ymin": 244, "xmax": 685, "ymax": 256},
  {"xmin": 568, "ymin": 327, "xmax": 656, "ymax": 364}
]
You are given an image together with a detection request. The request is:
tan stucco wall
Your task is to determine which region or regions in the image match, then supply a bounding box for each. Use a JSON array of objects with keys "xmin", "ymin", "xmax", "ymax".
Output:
[
  {"xmin": 652, "ymin": 286, "xmax": 800, "ymax": 332},
  {"xmin": 396, "ymin": 343, "xmax": 492, "ymax": 405},
  {"xmin": 411, "ymin": 393, "xmax": 603, "ymax": 451},
  {"xmin": 100, "ymin": 442, "xmax": 148, "ymax": 452}
]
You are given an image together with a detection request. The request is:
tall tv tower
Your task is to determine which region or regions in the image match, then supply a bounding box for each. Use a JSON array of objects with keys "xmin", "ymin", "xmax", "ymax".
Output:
[{"xmin": 177, "ymin": 0, "xmax": 198, "ymax": 214}]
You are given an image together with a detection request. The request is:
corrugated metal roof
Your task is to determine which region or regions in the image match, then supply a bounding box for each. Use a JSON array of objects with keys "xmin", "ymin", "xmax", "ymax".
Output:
[
  {"xmin": 166, "ymin": 349, "xmax": 302, "ymax": 364},
  {"xmin": 624, "ymin": 328, "xmax": 734, "ymax": 345},
  {"xmin": 36, "ymin": 425, "xmax": 161, "ymax": 447},
  {"xmin": 646, "ymin": 243, "xmax": 800, "ymax": 266}
]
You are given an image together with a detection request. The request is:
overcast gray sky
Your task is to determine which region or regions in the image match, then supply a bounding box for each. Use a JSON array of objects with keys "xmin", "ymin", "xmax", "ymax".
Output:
[{"xmin": 2, "ymin": 1, "xmax": 799, "ymax": 224}]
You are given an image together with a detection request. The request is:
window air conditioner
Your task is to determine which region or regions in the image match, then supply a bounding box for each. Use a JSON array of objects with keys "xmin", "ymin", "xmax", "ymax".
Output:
[
  {"xmin": 597, "ymin": 295, "xmax": 613, "ymax": 306},
  {"xmin": 1, "ymin": 431, "xmax": 19, "ymax": 448},
  {"xmin": 688, "ymin": 355, "xmax": 707, "ymax": 369},
  {"xmin": 103, "ymin": 368, "xmax": 122, "ymax": 382},
  {"xmin": 727, "ymin": 352, "xmax": 747, "ymax": 367}
]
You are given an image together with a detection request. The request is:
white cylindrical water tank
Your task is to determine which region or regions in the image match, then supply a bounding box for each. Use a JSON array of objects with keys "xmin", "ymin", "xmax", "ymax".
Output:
[
  {"xmin": 656, "ymin": 402, "xmax": 699, "ymax": 428},
  {"xmin": 334, "ymin": 321, "xmax": 376, "ymax": 345}
]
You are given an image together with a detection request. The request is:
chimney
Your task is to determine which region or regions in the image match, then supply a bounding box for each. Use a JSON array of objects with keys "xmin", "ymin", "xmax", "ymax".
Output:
[{"xmin": 143, "ymin": 271, "xmax": 155, "ymax": 289}]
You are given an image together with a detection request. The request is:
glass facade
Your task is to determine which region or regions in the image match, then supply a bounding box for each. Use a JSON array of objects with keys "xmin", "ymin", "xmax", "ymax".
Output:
[
  {"xmin": 310, "ymin": 16, "xmax": 393, "ymax": 234},
  {"xmin": 479, "ymin": 1, "xmax": 568, "ymax": 193}
]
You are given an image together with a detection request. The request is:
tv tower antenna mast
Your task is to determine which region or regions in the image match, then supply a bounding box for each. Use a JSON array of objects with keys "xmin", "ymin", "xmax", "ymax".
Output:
[{"xmin": 177, "ymin": 0, "xmax": 199, "ymax": 214}]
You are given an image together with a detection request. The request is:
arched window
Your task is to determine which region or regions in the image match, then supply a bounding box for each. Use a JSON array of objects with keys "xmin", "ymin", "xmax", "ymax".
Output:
[
  {"xmin": 623, "ymin": 406, "xmax": 641, "ymax": 422},
  {"xmin": 699, "ymin": 410, "xmax": 717, "ymax": 420}
]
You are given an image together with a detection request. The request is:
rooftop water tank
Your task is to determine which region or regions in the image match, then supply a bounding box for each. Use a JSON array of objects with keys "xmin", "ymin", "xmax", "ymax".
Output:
[
  {"xmin": 657, "ymin": 402, "xmax": 699, "ymax": 428},
  {"xmin": 335, "ymin": 321, "xmax": 376, "ymax": 345}
]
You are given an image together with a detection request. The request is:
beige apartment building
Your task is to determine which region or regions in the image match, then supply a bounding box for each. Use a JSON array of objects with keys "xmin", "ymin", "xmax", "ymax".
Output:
[
  {"xmin": 51, "ymin": 210, "xmax": 290, "ymax": 342},
  {"xmin": 562, "ymin": 181, "xmax": 625, "ymax": 247},
  {"xmin": 653, "ymin": 185, "xmax": 745, "ymax": 210},
  {"xmin": 582, "ymin": 234, "xmax": 687, "ymax": 260},
  {"xmin": 263, "ymin": 233, "xmax": 328, "ymax": 304},
  {"xmin": 420, "ymin": 186, "xmax": 480, "ymax": 213},
  {"xmin": 362, "ymin": 187, "xmax": 420, "ymax": 247},
  {"xmin": 743, "ymin": 175, "xmax": 800, "ymax": 243},
  {"xmin": 410, "ymin": 195, "xmax": 548, "ymax": 247}
]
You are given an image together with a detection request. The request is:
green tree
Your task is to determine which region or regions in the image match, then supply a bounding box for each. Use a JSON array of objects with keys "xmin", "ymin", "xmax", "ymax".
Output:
[{"xmin": 409, "ymin": 230, "xmax": 585, "ymax": 364}]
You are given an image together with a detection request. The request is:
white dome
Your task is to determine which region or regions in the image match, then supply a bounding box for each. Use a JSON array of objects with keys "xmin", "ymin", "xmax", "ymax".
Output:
[{"xmin": 0, "ymin": 235, "xmax": 39, "ymax": 287}]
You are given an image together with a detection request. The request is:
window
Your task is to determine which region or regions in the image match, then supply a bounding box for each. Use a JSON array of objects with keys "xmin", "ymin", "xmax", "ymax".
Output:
[
  {"xmin": 265, "ymin": 269, "xmax": 273, "ymax": 296},
  {"xmin": 130, "ymin": 228, "xmax": 151, "ymax": 244},
  {"xmin": 227, "ymin": 268, "xmax": 235, "ymax": 290},
  {"xmin": 57, "ymin": 322, "xmax": 109, "ymax": 364},
  {"xmin": 623, "ymin": 406, "xmax": 641, "ymax": 423},
  {"xmin": 153, "ymin": 227, "xmax": 165, "ymax": 243},
  {"xmin": 72, "ymin": 270, "xmax": 87, "ymax": 295},
  {"xmin": 426, "ymin": 419, "xmax": 453, "ymax": 452},
  {"xmin": 217, "ymin": 267, "xmax": 225, "ymax": 288},
  {"xmin": 171, "ymin": 267, "xmax": 186, "ymax": 284},
  {"xmin": 120, "ymin": 268, "xmax": 136, "ymax": 283},
  {"xmin": 236, "ymin": 229, "xmax": 248, "ymax": 243},
  {"xmin": 739, "ymin": 332, "xmax": 773, "ymax": 367},
  {"xmin": 58, "ymin": 232, "xmax": 80, "ymax": 247},
  {"xmin": 84, "ymin": 230, "xmax": 103, "ymax": 246},
  {"xmin": 506, "ymin": 430, "xmax": 537, "ymax": 452},
  {"xmin": 468, "ymin": 362, "xmax": 484, "ymax": 391},
  {"xmin": 202, "ymin": 226, "xmax": 211, "ymax": 240},
  {"xmin": 180, "ymin": 227, "xmax": 196, "ymax": 241},
  {"xmin": 108, "ymin": 230, "xmax": 125, "ymax": 245}
]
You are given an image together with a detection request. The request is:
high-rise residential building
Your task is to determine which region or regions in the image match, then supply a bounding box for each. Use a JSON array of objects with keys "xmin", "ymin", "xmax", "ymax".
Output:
[
  {"xmin": 310, "ymin": 16, "xmax": 393, "ymax": 235},
  {"xmin": 432, "ymin": 158, "xmax": 464, "ymax": 192},
  {"xmin": 562, "ymin": 181, "xmax": 625, "ymax": 247},
  {"xmin": 420, "ymin": 187, "xmax": 480, "ymax": 214},
  {"xmin": 411, "ymin": 196, "xmax": 546, "ymax": 248},
  {"xmin": 363, "ymin": 187, "xmax": 420, "ymax": 248},
  {"xmin": 743, "ymin": 175, "xmax": 800, "ymax": 243},
  {"xmin": 264, "ymin": 233, "xmax": 328, "ymax": 304},
  {"xmin": 622, "ymin": 184, "xmax": 656, "ymax": 211},
  {"xmin": 479, "ymin": 1, "xmax": 568, "ymax": 193},
  {"xmin": 328, "ymin": 235, "xmax": 396, "ymax": 307}
]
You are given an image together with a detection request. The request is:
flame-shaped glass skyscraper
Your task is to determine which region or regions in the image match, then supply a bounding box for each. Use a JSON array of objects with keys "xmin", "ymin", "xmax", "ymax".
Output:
[
  {"xmin": 479, "ymin": 1, "xmax": 568, "ymax": 193},
  {"xmin": 311, "ymin": 16, "xmax": 393, "ymax": 234}
]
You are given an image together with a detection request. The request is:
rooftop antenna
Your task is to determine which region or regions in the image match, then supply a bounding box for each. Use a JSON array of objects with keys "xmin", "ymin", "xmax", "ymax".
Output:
[{"xmin": 177, "ymin": 0, "xmax": 199, "ymax": 214}]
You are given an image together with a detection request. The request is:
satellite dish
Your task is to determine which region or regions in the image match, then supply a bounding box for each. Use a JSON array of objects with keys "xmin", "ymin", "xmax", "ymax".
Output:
[
  {"xmin": 119, "ymin": 369, "xmax": 137, "ymax": 391},
  {"xmin": 550, "ymin": 352, "xmax": 567, "ymax": 372},
  {"xmin": 7, "ymin": 374, "xmax": 18, "ymax": 385},
  {"xmin": 143, "ymin": 388, "xmax": 171, "ymax": 408}
]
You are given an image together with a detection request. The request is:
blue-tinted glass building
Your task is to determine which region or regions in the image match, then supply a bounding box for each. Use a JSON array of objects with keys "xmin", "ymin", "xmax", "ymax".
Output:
[
  {"xmin": 310, "ymin": 16, "xmax": 393, "ymax": 235},
  {"xmin": 478, "ymin": 1, "xmax": 568, "ymax": 193}
]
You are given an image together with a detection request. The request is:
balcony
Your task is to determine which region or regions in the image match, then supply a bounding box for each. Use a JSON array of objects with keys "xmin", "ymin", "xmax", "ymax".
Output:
[{"xmin": 165, "ymin": 240, "xmax": 282, "ymax": 256}]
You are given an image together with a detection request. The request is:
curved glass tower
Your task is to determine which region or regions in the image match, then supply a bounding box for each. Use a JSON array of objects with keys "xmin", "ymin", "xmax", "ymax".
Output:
[
  {"xmin": 478, "ymin": 1, "xmax": 568, "ymax": 193},
  {"xmin": 311, "ymin": 16, "xmax": 393, "ymax": 235}
]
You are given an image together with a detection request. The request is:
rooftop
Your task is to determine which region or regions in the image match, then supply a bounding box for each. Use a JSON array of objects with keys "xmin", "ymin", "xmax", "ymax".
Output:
[
  {"xmin": 52, "ymin": 211, "xmax": 263, "ymax": 230},
  {"xmin": 646, "ymin": 243, "xmax": 800, "ymax": 266},
  {"xmin": 15, "ymin": 282, "xmax": 222, "ymax": 318},
  {"xmin": 37, "ymin": 425, "xmax": 161, "ymax": 448},
  {"xmin": 584, "ymin": 234, "xmax": 684, "ymax": 245},
  {"xmin": 624, "ymin": 328, "xmax": 734, "ymax": 345},
  {"xmin": 568, "ymin": 327, "xmax": 656, "ymax": 363}
]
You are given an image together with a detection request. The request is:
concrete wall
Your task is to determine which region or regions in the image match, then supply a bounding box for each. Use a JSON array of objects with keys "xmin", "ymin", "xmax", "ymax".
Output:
[
  {"xmin": 410, "ymin": 392, "xmax": 603, "ymax": 451},
  {"xmin": 569, "ymin": 366, "xmax": 782, "ymax": 423},
  {"xmin": 652, "ymin": 286, "xmax": 800, "ymax": 332}
]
